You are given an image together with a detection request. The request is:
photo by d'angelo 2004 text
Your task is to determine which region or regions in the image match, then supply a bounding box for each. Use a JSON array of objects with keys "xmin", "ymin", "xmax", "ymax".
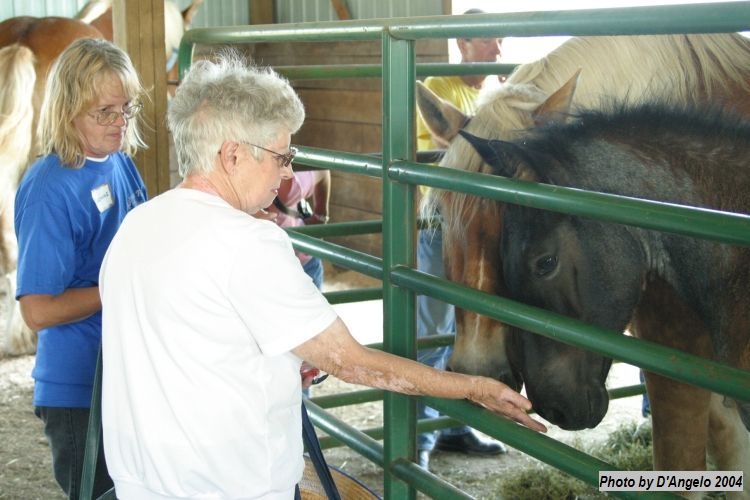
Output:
[{"xmin": 599, "ymin": 471, "xmax": 743, "ymax": 492}]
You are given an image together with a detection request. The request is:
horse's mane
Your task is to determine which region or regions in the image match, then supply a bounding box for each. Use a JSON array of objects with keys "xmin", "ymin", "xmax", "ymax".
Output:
[
  {"xmin": 429, "ymin": 33, "xmax": 750, "ymax": 238},
  {"xmin": 164, "ymin": 1, "xmax": 185, "ymax": 59},
  {"xmin": 0, "ymin": 44, "xmax": 35, "ymax": 190},
  {"xmin": 508, "ymin": 33, "xmax": 750, "ymax": 108}
]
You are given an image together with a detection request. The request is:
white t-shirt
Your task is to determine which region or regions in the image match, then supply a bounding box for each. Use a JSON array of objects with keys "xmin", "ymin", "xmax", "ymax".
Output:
[{"xmin": 100, "ymin": 188, "xmax": 338, "ymax": 499}]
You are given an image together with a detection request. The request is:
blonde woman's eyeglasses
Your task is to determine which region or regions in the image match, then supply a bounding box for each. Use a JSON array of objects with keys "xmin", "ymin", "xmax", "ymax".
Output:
[{"xmin": 87, "ymin": 104, "xmax": 143, "ymax": 126}]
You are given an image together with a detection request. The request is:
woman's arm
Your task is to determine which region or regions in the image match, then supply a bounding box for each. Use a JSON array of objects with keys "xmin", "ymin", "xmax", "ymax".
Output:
[
  {"xmin": 293, "ymin": 317, "xmax": 546, "ymax": 432},
  {"xmin": 309, "ymin": 170, "xmax": 330, "ymax": 223},
  {"xmin": 19, "ymin": 287, "xmax": 101, "ymax": 331}
]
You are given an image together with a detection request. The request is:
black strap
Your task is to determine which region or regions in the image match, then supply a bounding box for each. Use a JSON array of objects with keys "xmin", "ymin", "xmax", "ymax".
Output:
[
  {"xmin": 273, "ymin": 197, "xmax": 313, "ymax": 220},
  {"xmin": 80, "ymin": 347, "xmax": 104, "ymax": 500},
  {"xmin": 301, "ymin": 402, "xmax": 341, "ymax": 500},
  {"xmin": 273, "ymin": 197, "xmax": 294, "ymax": 216}
]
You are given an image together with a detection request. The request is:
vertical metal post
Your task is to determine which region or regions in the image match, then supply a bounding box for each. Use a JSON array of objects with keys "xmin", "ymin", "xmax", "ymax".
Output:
[{"xmin": 381, "ymin": 31, "xmax": 417, "ymax": 500}]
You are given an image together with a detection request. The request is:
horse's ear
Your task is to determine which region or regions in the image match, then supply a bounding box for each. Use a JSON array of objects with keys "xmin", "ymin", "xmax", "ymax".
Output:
[
  {"xmin": 182, "ymin": 0, "xmax": 205, "ymax": 27},
  {"xmin": 416, "ymin": 80, "xmax": 470, "ymax": 146},
  {"xmin": 532, "ymin": 68, "xmax": 581, "ymax": 126},
  {"xmin": 75, "ymin": 0, "xmax": 112, "ymax": 23},
  {"xmin": 458, "ymin": 130, "xmax": 537, "ymax": 181}
]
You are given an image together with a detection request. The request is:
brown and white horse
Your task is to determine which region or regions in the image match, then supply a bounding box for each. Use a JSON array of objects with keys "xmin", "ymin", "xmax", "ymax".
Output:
[
  {"xmin": 417, "ymin": 33, "xmax": 750, "ymax": 487},
  {"xmin": 0, "ymin": 0, "xmax": 203, "ymax": 357}
]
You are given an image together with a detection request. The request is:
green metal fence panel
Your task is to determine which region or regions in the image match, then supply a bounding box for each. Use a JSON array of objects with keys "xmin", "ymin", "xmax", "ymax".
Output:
[{"xmin": 177, "ymin": 4, "xmax": 750, "ymax": 498}]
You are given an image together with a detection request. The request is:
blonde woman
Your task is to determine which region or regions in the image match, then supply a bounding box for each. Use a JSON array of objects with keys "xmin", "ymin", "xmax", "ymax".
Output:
[{"xmin": 14, "ymin": 38, "xmax": 147, "ymax": 499}]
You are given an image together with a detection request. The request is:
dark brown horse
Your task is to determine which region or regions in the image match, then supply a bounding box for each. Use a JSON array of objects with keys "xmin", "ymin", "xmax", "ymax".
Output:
[
  {"xmin": 460, "ymin": 102, "xmax": 750, "ymax": 487},
  {"xmin": 417, "ymin": 33, "xmax": 750, "ymax": 479}
]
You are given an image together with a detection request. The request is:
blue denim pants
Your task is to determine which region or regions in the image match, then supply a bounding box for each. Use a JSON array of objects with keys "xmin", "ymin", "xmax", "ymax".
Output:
[
  {"xmin": 35, "ymin": 406, "xmax": 113, "ymax": 500},
  {"xmin": 303, "ymin": 256, "xmax": 324, "ymax": 290},
  {"xmin": 416, "ymin": 228, "xmax": 470, "ymax": 451}
]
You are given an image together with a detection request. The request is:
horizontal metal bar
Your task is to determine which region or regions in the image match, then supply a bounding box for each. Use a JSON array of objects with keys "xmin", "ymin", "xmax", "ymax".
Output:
[
  {"xmin": 317, "ymin": 416, "xmax": 460, "ymax": 450},
  {"xmin": 392, "ymin": 161, "xmax": 750, "ymax": 246},
  {"xmin": 294, "ymin": 146, "xmax": 383, "ymax": 177},
  {"xmin": 305, "ymin": 400, "xmax": 384, "ymax": 466},
  {"xmin": 609, "ymin": 383, "xmax": 647, "ymax": 400},
  {"xmin": 180, "ymin": 4, "xmax": 748, "ymax": 47},
  {"xmin": 391, "ymin": 266, "xmax": 750, "ymax": 403},
  {"xmin": 323, "ymin": 287, "xmax": 382, "ymax": 305},
  {"xmin": 388, "ymin": 3, "xmax": 749, "ymax": 39},
  {"xmin": 283, "ymin": 233, "xmax": 384, "ymax": 281},
  {"xmin": 417, "ymin": 397, "xmax": 648, "ymax": 498},
  {"xmin": 311, "ymin": 388, "xmax": 384, "ymax": 409},
  {"xmin": 361, "ymin": 333, "xmax": 455, "ymax": 353},
  {"xmin": 275, "ymin": 62, "xmax": 518, "ymax": 80},
  {"xmin": 289, "ymin": 219, "xmax": 381, "ymax": 238}
]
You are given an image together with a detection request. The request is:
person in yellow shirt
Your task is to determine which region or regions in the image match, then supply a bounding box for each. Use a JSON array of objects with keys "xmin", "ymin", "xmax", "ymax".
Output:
[
  {"xmin": 416, "ymin": 9, "xmax": 502, "ymax": 150},
  {"xmin": 414, "ymin": 8, "xmax": 505, "ymax": 471}
]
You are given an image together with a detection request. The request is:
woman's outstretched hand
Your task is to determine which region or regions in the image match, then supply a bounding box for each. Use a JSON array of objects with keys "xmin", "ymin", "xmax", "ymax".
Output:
[{"xmin": 470, "ymin": 377, "xmax": 547, "ymax": 433}]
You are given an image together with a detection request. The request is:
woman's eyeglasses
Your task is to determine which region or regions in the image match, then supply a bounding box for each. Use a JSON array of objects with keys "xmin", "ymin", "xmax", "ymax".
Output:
[
  {"xmin": 243, "ymin": 142, "xmax": 297, "ymax": 169},
  {"xmin": 87, "ymin": 104, "xmax": 143, "ymax": 126}
]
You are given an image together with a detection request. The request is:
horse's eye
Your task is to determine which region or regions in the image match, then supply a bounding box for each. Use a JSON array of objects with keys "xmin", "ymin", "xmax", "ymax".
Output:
[{"xmin": 534, "ymin": 255, "xmax": 558, "ymax": 277}]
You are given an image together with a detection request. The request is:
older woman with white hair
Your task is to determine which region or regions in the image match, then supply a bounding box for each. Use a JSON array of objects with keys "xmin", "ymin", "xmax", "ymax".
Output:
[{"xmin": 99, "ymin": 51, "xmax": 546, "ymax": 499}]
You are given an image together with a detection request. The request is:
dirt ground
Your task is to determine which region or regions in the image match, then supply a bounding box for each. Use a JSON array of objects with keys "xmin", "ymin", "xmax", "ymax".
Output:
[{"xmin": 0, "ymin": 266, "xmax": 645, "ymax": 499}]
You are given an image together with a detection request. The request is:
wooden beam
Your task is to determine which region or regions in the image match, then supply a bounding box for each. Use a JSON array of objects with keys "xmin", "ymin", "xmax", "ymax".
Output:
[
  {"xmin": 250, "ymin": 0, "xmax": 274, "ymax": 24},
  {"xmin": 330, "ymin": 0, "xmax": 352, "ymax": 20},
  {"xmin": 112, "ymin": 0, "xmax": 170, "ymax": 197}
]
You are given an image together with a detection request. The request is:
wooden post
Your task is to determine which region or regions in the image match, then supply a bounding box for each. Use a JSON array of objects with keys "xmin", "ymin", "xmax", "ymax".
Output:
[
  {"xmin": 112, "ymin": 0, "xmax": 170, "ymax": 197},
  {"xmin": 250, "ymin": 0, "xmax": 274, "ymax": 24},
  {"xmin": 330, "ymin": 0, "xmax": 352, "ymax": 20}
]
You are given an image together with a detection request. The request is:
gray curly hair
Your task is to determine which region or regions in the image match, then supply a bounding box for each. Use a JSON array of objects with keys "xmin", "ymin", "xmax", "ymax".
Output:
[{"xmin": 168, "ymin": 50, "xmax": 305, "ymax": 177}]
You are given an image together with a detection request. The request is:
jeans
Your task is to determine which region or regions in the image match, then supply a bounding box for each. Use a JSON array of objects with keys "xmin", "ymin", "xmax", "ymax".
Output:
[
  {"xmin": 303, "ymin": 256, "xmax": 324, "ymax": 290},
  {"xmin": 416, "ymin": 228, "xmax": 470, "ymax": 451},
  {"xmin": 35, "ymin": 406, "xmax": 113, "ymax": 500},
  {"xmin": 640, "ymin": 370, "xmax": 651, "ymax": 417}
]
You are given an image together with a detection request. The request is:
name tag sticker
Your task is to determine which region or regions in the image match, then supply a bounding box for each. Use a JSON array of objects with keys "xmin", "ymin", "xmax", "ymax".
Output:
[{"xmin": 91, "ymin": 183, "xmax": 114, "ymax": 212}]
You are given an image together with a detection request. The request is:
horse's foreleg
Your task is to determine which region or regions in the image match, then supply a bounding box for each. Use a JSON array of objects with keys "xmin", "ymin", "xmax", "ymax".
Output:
[
  {"xmin": 633, "ymin": 276, "xmax": 714, "ymax": 474},
  {"xmin": 645, "ymin": 371, "xmax": 711, "ymax": 472},
  {"xmin": 707, "ymin": 393, "xmax": 750, "ymax": 499}
]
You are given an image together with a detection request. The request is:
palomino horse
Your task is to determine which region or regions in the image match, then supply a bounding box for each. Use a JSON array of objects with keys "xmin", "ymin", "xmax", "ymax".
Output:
[
  {"xmin": 0, "ymin": 0, "xmax": 204, "ymax": 170},
  {"xmin": 461, "ymin": 102, "xmax": 750, "ymax": 494},
  {"xmin": 0, "ymin": 45, "xmax": 37, "ymax": 357},
  {"xmin": 417, "ymin": 33, "xmax": 750, "ymax": 480},
  {"xmin": 0, "ymin": 0, "xmax": 203, "ymax": 357}
]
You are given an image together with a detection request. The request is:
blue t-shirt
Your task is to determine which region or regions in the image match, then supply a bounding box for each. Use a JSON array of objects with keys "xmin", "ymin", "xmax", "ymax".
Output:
[{"xmin": 15, "ymin": 152, "xmax": 147, "ymax": 407}]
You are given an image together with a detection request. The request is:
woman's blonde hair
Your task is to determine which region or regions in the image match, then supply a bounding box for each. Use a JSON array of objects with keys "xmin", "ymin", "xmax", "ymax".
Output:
[{"xmin": 37, "ymin": 38, "xmax": 147, "ymax": 168}]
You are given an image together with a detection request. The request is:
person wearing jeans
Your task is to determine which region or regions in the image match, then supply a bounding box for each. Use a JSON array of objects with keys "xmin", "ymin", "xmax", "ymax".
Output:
[{"xmin": 414, "ymin": 8, "xmax": 507, "ymax": 471}]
